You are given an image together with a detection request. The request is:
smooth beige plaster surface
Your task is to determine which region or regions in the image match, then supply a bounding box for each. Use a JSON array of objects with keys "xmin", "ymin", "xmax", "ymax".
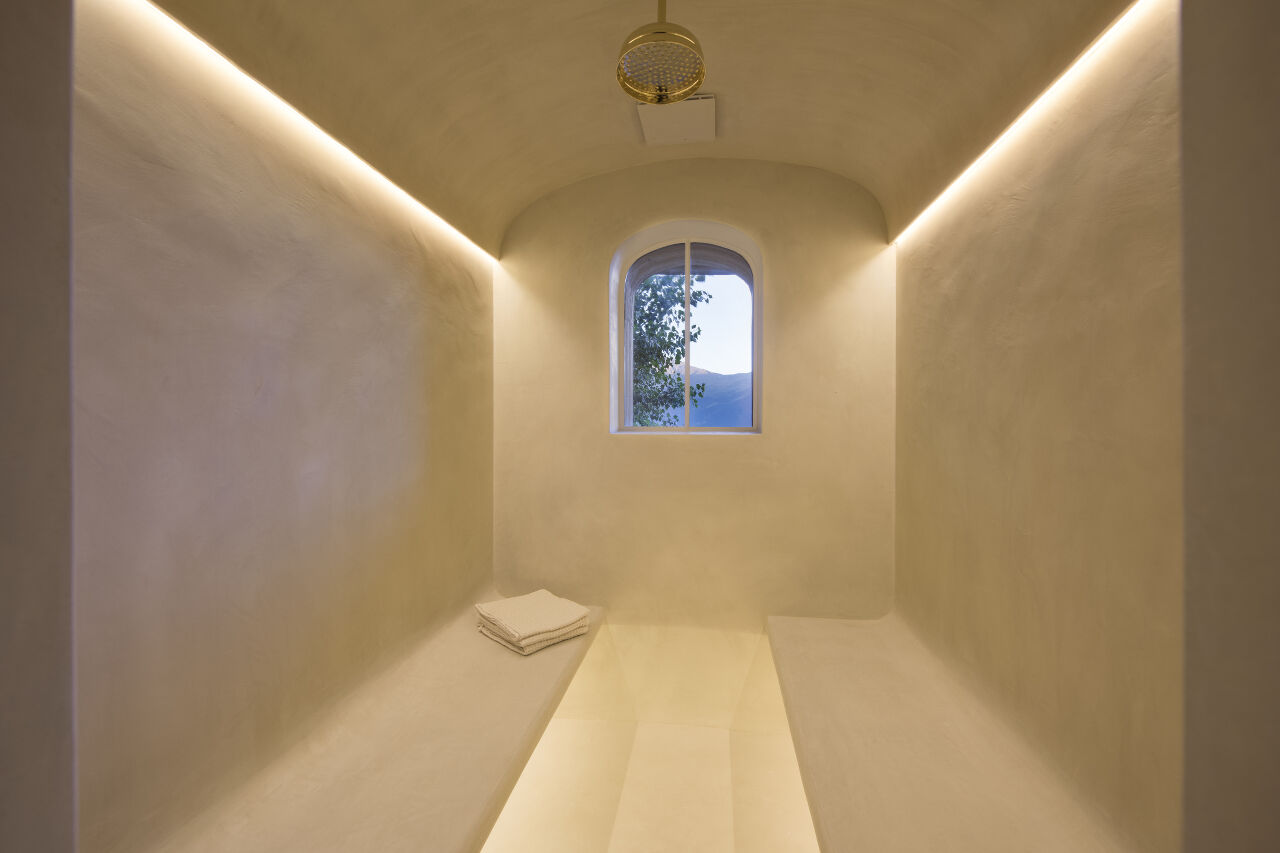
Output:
[
  {"xmin": 895, "ymin": 1, "xmax": 1182, "ymax": 850},
  {"xmin": 770, "ymin": 615, "xmax": 1132, "ymax": 853},
  {"xmin": 151, "ymin": 606, "xmax": 600, "ymax": 853},
  {"xmin": 0, "ymin": 1, "xmax": 76, "ymax": 850},
  {"xmin": 482, "ymin": 624, "xmax": 817, "ymax": 853},
  {"xmin": 494, "ymin": 159, "xmax": 895, "ymax": 629},
  {"xmin": 150, "ymin": 0, "xmax": 1129, "ymax": 252},
  {"xmin": 72, "ymin": 1, "xmax": 493, "ymax": 850},
  {"xmin": 1182, "ymin": 1, "xmax": 1280, "ymax": 849}
]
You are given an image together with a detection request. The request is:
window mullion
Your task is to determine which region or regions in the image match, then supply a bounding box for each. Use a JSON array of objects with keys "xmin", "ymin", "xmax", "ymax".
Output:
[{"xmin": 683, "ymin": 242, "xmax": 691, "ymax": 428}]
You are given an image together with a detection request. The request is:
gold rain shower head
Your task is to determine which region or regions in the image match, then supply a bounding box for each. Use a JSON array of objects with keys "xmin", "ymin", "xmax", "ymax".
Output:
[{"xmin": 617, "ymin": 0, "xmax": 706, "ymax": 105}]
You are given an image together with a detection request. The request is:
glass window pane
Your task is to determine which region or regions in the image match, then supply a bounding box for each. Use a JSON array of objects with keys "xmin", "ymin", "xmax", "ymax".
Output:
[
  {"xmin": 688, "ymin": 243, "xmax": 752, "ymax": 428},
  {"xmin": 628, "ymin": 245, "xmax": 688, "ymax": 427}
]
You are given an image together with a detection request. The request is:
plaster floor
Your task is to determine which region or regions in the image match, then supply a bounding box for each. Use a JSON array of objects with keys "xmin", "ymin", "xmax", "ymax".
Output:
[{"xmin": 480, "ymin": 623, "xmax": 820, "ymax": 853}]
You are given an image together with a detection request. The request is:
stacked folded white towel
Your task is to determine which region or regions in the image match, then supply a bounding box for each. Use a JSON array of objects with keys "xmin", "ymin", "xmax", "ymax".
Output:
[{"xmin": 476, "ymin": 589, "xmax": 590, "ymax": 655}]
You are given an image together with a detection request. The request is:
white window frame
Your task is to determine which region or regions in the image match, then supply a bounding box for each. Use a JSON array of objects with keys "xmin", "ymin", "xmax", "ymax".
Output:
[{"xmin": 608, "ymin": 220, "xmax": 763, "ymax": 434}]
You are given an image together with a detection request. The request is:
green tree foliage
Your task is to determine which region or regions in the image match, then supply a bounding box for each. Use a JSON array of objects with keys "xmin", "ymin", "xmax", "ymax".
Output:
[{"xmin": 632, "ymin": 274, "xmax": 710, "ymax": 426}]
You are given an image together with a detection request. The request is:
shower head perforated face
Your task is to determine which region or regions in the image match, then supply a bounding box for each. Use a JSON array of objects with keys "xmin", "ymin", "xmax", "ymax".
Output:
[{"xmin": 617, "ymin": 18, "xmax": 705, "ymax": 105}]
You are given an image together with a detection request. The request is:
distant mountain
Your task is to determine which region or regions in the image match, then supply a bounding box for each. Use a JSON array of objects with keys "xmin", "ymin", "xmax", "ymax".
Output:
[{"xmin": 662, "ymin": 368, "xmax": 752, "ymax": 428}]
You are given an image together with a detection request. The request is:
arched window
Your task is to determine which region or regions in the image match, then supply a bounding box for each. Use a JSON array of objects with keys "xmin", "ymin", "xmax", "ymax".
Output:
[{"xmin": 609, "ymin": 222, "xmax": 761, "ymax": 433}]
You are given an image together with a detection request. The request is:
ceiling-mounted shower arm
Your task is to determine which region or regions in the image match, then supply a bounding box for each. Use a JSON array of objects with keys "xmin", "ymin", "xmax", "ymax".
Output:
[{"xmin": 658, "ymin": 0, "xmax": 667, "ymax": 23}]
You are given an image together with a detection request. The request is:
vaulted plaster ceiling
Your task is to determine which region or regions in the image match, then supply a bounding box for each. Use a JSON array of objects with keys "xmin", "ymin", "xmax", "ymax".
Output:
[{"xmin": 151, "ymin": 0, "xmax": 1131, "ymax": 254}]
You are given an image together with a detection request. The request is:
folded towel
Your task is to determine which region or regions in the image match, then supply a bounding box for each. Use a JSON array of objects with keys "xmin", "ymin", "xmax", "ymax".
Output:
[
  {"xmin": 487, "ymin": 614, "xmax": 590, "ymax": 649},
  {"xmin": 475, "ymin": 589, "xmax": 590, "ymax": 645},
  {"xmin": 478, "ymin": 620, "xmax": 589, "ymax": 656}
]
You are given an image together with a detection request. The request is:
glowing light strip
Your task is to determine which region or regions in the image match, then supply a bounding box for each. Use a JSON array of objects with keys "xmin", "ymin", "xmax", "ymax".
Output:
[
  {"xmin": 119, "ymin": 0, "xmax": 496, "ymax": 265},
  {"xmin": 894, "ymin": 0, "xmax": 1165, "ymax": 244}
]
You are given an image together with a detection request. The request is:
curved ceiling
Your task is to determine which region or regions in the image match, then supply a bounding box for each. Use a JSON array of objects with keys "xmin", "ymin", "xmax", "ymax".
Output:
[{"xmin": 151, "ymin": 0, "xmax": 1130, "ymax": 253}]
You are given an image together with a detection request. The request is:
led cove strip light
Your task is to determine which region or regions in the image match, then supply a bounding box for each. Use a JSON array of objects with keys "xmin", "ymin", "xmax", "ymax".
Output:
[
  {"xmin": 128, "ymin": 0, "xmax": 1158, "ymax": 258},
  {"xmin": 123, "ymin": 0, "xmax": 496, "ymax": 264},
  {"xmin": 894, "ymin": 0, "xmax": 1164, "ymax": 245}
]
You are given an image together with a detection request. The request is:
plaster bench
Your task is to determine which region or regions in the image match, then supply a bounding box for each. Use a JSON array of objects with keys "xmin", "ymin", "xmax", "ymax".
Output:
[
  {"xmin": 153, "ymin": 600, "xmax": 602, "ymax": 853},
  {"xmin": 768, "ymin": 614, "xmax": 1134, "ymax": 853}
]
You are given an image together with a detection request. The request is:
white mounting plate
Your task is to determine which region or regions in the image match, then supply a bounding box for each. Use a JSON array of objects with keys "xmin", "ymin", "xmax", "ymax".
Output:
[{"xmin": 636, "ymin": 94, "xmax": 716, "ymax": 145}]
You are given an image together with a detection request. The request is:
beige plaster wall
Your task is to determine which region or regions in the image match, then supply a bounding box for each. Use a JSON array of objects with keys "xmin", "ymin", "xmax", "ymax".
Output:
[
  {"xmin": 494, "ymin": 159, "xmax": 895, "ymax": 629},
  {"xmin": 0, "ymin": 1, "xmax": 76, "ymax": 850},
  {"xmin": 72, "ymin": 2, "xmax": 494, "ymax": 850},
  {"xmin": 1182, "ymin": 0, "xmax": 1280, "ymax": 849},
  {"xmin": 895, "ymin": 2, "xmax": 1182, "ymax": 851}
]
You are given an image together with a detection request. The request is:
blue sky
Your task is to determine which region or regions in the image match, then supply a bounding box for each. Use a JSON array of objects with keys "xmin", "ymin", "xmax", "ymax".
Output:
[{"xmin": 690, "ymin": 274, "xmax": 753, "ymax": 375}]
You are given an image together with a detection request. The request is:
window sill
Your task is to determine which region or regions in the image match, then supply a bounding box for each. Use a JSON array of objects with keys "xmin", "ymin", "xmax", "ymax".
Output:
[{"xmin": 611, "ymin": 428, "xmax": 761, "ymax": 436}]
